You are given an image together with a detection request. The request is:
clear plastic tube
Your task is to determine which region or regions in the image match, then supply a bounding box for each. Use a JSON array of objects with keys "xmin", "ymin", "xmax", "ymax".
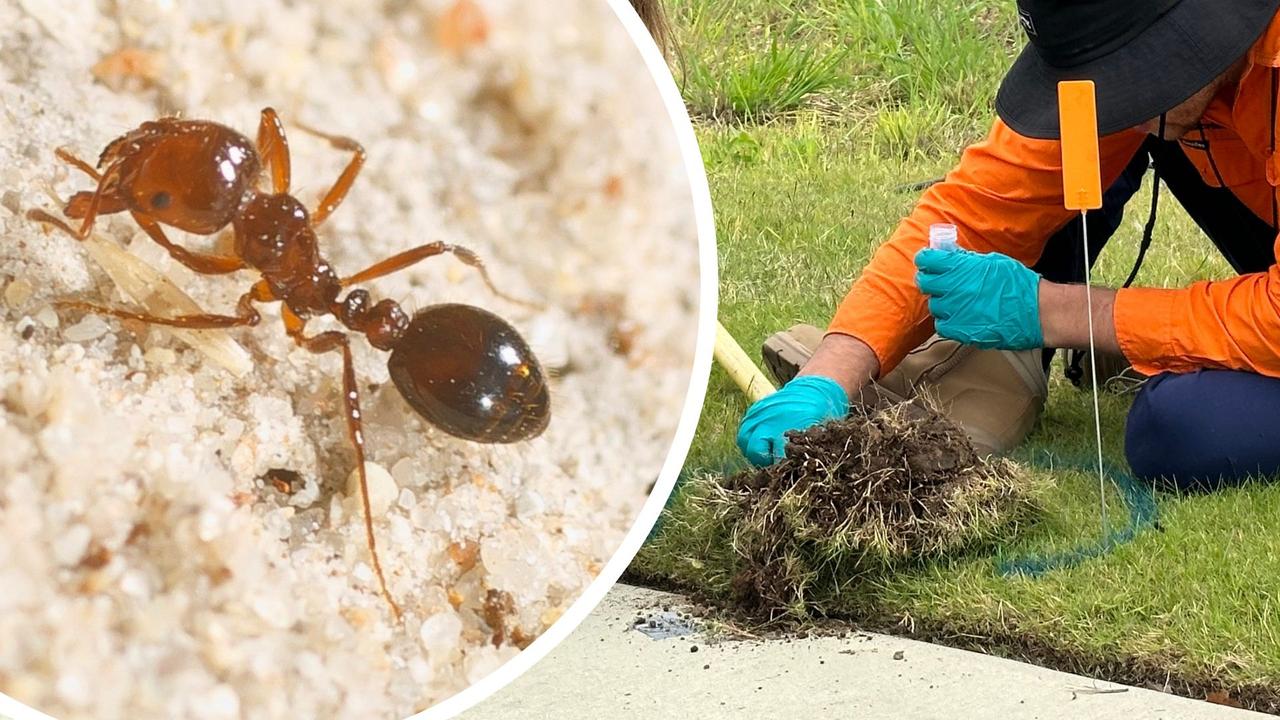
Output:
[{"xmin": 929, "ymin": 223, "xmax": 959, "ymax": 252}]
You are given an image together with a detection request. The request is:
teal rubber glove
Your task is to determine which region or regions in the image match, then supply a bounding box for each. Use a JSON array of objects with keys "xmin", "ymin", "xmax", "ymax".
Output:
[
  {"xmin": 914, "ymin": 247, "xmax": 1044, "ymax": 350},
  {"xmin": 736, "ymin": 375, "xmax": 849, "ymax": 467}
]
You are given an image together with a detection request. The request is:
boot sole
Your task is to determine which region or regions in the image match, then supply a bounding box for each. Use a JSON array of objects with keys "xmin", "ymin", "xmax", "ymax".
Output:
[{"xmin": 762, "ymin": 332, "xmax": 813, "ymax": 386}]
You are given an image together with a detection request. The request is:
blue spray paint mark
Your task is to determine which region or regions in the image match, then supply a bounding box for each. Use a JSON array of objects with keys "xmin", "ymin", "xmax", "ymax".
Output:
[{"xmin": 997, "ymin": 449, "xmax": 1158, "ymax": 577}]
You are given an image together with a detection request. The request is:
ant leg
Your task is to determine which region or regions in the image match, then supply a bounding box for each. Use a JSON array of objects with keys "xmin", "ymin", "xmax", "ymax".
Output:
[
  {"xmin": 256, "ymin": 107, "xmax": 292, "ymax": 194},
  {"xmin": 56, "ymin": 280, "xmax": 271, "ymax": 330},
  {"xmin": 55, "ymin": 161, "xmax": 121, "ymax": 240},
  {"xmin": 282, "ymin": 307, "xmax": 403, "ymax": 621},
  {"xmin": 31, "ymin": 204, "xmax": 246, "ymax": 276},
  {"xmin": 341, "ymin": 241, "xmax": 539, "ymax": 309},
  {"xmin": 132, "ymin": 211, "xmax": 247, "ymax": 275},
  {"xmin": 291, "ymin": 121, "xmax": 365, "ymax": 227},
  {"xmin": 55, "ymin": 147, "xmax": 102, "ymax": 181},
  {"xmin": 26, "ymin": 208, "xmax": 83, "ymax": 238},
  {"xmin": 50, "ymin": 148, "xmax": 136, "ymax": 224}
]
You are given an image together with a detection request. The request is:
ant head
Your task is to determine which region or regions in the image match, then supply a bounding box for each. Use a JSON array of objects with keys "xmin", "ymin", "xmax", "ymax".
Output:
[
  {"xmin": 387, "ymin": 303, "xmax": 549, "ymax": 444},
  {"xmin": 103, "ymin": 119, "xmax": 261, "ymax": 235}
]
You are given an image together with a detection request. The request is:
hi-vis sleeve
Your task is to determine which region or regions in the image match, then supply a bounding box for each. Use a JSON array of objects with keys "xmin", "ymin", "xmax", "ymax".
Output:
[
  {"xmin": 1115, "ymin": 254, "xmax": 1280, "ymax": 377},
  {"xmin": 827, "ymin": 119, "xmax": 1145, "ymax": 375}
]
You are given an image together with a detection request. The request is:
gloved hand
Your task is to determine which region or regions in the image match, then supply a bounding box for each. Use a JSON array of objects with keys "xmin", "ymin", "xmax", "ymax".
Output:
[
  {"xmin": 915, "ymin": 247, "xmax": 1044, "ymax": 350},
  {"xmin": 736, "ymin": 375, "xmax": 849, "ymax": 467}
]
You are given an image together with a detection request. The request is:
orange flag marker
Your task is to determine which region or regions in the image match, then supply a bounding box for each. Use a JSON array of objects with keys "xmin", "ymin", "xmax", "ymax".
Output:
[{"xmin": 1058, "ymin": 80, "xmax": 1103, "ymax": 211}]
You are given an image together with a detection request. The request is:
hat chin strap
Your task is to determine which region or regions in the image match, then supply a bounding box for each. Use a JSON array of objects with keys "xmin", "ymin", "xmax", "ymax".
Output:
[
  {"xmin": 1271, "ymin": 68, "xmax": 1278, "ymax": 229},
  {"xmin": 1121, "ymin": 113, "xmax": 1166, "ymax": 289}
]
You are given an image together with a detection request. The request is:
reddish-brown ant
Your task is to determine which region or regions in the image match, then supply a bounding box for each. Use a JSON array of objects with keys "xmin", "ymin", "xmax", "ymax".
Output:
[{"xmin": 27, "ymin": 108, "xmax": 551, "ymax": 621}]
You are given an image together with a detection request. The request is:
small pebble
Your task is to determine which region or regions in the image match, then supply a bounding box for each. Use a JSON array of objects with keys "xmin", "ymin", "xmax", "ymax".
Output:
[
  {"xmin": 63, "ymin": 315, "xmax": 110, "ymax": 343},
  {"xmin": 346, "ymin": 462, "xmax": 397, "ymax": 515},
  {"xmin": 144, "ymin": 346, "xmax": 177, "ymax": 365},
  {"xmin": 419, "ymin": 610, "xmax": 464, "ymax": 655},
  {"xmin": 389, "ymin": 514, "xmax": 413, "ymax": 545},
  {"xmin": 391, "ymin": 456, "xmax": 426, "ymax": 488},
  {"xmin": 328, "ymin": 493, "xmax": 345, "ymax": 526},
  {"xmin": 397, "ymin": 487, "xmax": 416, "ymax": 509},
  {"xmin": 1, "ymin": 189, "xmax": 21, "ymax": 216},
  {"xmin": 893, "ymin": 650, "xmax": 905, "ymax": 661},
  {"xmin": 4, "ymin": 277, "xmax": 33, "ymax": 308},
  {"xmin": 35, "ymin": 305, "xmax": 58, "ymax": 328},
  {"xmin": 264, "ymin": 507, "xmax": 295, "ymax": 540},
  {"xmin": 352, "ymin": 563, "xmax": 373, "ymax": 583},
  {"xmin": 52, "ymin": 342, "xmax": 86, "ymax": 364},
  {"xmin": 515, "ymin": 488, "xmax": 546, "ymax": 518}
]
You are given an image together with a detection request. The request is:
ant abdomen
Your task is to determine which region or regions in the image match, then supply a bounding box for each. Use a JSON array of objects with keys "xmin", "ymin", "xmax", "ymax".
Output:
[{"xmin": 388, "ymin": 304, "xmax": 550, "ymax": 444}]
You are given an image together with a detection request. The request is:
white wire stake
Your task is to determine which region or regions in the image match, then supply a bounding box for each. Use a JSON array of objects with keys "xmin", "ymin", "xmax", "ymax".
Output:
[
  {"xmin": 1080, "ymin": 212, "xmax": 1108, "ymax": 536},
  {"xmin": 1060, "ymin": 79, "xmax": 1109, "ymax": 540}
]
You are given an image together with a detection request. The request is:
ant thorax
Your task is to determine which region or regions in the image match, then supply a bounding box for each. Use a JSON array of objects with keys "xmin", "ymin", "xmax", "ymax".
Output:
[{"xmin": 233, "ymin": 193, "xmax": 341, "ymax": 318}]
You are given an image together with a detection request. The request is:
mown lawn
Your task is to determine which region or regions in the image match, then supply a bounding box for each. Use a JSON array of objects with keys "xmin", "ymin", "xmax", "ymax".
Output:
[{"xmin": 634, "ymin": 0, "xmax": 1280, "ymax": 710}]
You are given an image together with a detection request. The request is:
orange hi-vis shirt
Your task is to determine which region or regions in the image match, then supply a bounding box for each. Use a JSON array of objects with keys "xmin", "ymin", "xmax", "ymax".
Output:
[{"xmin": 829, "ymin": 14, "xmax": 1280, "ymax": 379}]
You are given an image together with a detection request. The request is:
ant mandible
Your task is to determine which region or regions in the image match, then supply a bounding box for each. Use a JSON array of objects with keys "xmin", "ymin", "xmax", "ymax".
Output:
[{"xmin": 27, "ymin": 107, "xmax": 551, "ymax": 621}]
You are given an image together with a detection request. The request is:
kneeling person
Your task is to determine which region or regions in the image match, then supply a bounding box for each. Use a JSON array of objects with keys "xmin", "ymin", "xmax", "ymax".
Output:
[{"xmin": 739, "ymin": 0, "xmax": 1280, "ymax": 492}]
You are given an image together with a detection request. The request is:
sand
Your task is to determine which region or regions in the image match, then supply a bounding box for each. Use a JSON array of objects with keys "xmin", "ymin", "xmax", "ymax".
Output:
[{"xmin": 0, "ymin": 1, "xmax": 700, "ymax": 718}]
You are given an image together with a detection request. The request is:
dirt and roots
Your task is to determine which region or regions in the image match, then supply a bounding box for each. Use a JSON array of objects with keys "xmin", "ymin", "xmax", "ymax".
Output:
[{"xmin": 714, "ymin": 402, "xmax": 1036, "ymax": 620}]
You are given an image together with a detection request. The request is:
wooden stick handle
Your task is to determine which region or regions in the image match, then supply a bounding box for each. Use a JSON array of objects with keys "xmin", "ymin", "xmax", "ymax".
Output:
[{"xmin": 714, "ymin": 321, "xmax": 776, "ymax": 403}]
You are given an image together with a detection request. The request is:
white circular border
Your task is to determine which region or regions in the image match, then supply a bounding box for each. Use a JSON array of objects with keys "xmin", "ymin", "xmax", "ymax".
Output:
[
  {"xmin": 415, "ymin": 0, "xmax": 717, "ymax": 716},
  {"xmin": 0, "ymin": 1, "xmax": 716, "ymax": 718}
]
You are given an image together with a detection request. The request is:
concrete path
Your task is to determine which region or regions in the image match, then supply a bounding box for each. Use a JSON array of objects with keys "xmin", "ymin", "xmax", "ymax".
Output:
[{"xmin": 462, "ymin": 584, "xmax": 1268, "ymax": 720}]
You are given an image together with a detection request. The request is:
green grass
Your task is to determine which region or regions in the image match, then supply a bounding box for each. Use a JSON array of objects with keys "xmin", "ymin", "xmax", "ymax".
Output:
[{"xmin": 638, "ymin": 0, "xmax": 1280, "ymax": 708}]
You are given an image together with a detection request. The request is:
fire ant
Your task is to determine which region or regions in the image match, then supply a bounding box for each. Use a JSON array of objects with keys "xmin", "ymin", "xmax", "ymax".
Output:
[{"xmin": 27, "ymin": 108, "xmax": 551, "ymax": 621}]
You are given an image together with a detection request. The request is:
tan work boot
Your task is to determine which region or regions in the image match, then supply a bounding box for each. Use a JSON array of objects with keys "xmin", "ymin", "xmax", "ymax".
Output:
[
  {"xmin": 762, "ymin": 325, "xmax": 1048, "ymax": 456},
  {"xmin": 761, "ymin": 323, "xmax": 824, "ymax": 386},
  {"xmin": 760, "ymin": 322, "xmax": 915, "ymax": 410}
]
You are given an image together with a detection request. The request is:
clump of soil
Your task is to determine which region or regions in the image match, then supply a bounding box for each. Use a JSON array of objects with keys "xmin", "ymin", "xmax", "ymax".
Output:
[{"xmin": 720, "ymin": 403, "xmax": 1035, "ymax": 620}]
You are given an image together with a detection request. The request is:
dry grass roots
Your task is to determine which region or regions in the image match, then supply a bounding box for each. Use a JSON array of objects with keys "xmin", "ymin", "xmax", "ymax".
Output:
[{"xmin": 717, "ymin": 403, "xmax": 1039, "ymax": 620}]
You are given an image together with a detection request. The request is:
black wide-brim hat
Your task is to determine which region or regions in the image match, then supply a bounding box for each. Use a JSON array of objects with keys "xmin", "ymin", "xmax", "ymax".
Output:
[{"xmin": 997, "ymin": 0, "xmax": 1280, "ymax": 139}]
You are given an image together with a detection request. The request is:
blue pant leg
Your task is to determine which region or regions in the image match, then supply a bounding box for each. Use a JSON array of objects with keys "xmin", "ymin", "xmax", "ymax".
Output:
[{"xmin": 1125, "ymin": 370, "xmax": 1280, "ymax": 491}]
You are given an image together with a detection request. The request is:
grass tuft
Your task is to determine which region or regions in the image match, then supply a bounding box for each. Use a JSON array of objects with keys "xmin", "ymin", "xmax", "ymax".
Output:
[{"xmin": 685, "ymin": 42, "xmax": 847, "ymax": 121}]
